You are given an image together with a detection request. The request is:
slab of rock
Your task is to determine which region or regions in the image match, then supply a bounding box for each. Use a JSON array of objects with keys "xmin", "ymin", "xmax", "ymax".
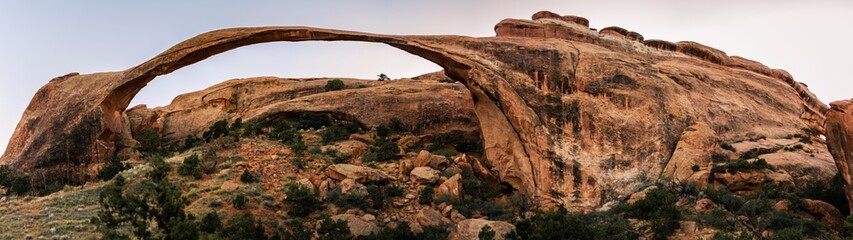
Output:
[
  {"xmin": 332, "ymin": 214, "xmax": 380, "ymax": 237},
  {"xmin": 415, "ymin": 207, "xmax": 450, "ymax": 227},
  {"xmin": 326, "ymin": 164, "xmax": 392, "ymax": 183},
  {"xmin": 711, "ymin": 169, "xmax": 794, "ymax": 192},
  {"xmin": 662, "ymin": 121, "xmax": 717, "ymax": 181},
  {"xmin": 340, "ymin": 178, "xmax": 368, "ymax": 196},
  {"xmin": 411, "ymin": 167, "xmax": 441, "ymax": 184},
  {"xmin": 448, "ymin": 219, "xmax": 514, "ymax": 240},
  {"xmin": 414, "ymin": 150, "xmax": 449, "ymax": 170},
  {"xmin": 325, "ymin": 140, "xmax": 371, "ymax": 159},
  {"xmin": 436, "ymin": 173, "xmax": 463, "ymax": 201}
]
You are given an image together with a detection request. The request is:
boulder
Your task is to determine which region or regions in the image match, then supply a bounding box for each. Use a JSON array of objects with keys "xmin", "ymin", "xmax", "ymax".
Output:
[
  {"xmin": 414, "ymin": 150, "xmax": 449, "ymax": 170},
  {"xmin": 332, "ymin": 214, "xmax": 380, "ymax": 237},
  {"xmin": 694, "ymin": 199, "xmax": 717, "ymax": 213},
  {"xmin": 803, "ymin": 199, "xmax": 844, "ymax": 228},
  {"xmin": 411, "ymin": 167, "xmax": 441, "ymax": 184},
  {"xmin": 415, "ymin": 207, "xmax": 450, "ymax": 227},
  {"xmin": 340, "ymin": 178, "xmax": 368, "ymax": 196},
  {"xmin": 436, "ymin": 173, "xmax": 463, "ymax": 201},
  {"xmin": 326, "ymin": 140, "xmax": 371, "ymax": 159},
  {"xmin": 711, "ymin": 169, "xmax": 794, "ymax": 192},
  {"xmin": 398, "ymin": 158, "xmax": 414, "ymax": 177},
  {"xmin": 325, "ymin": 164, "xmax": 393, "ymax": 183},
  {"xmin": 662, "ymin": 121, "xmax": 717, "ymax": 181},
  {"xmin": 397, "ymin": 135, "xmax": 421, "ymax": 152},
  {"xmin": 448, "ymin": 219, "xmax": 515, "ymax": 240}
]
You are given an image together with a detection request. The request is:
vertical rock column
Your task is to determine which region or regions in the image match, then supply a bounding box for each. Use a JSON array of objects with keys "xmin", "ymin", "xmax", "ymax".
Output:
[{"xmin": 824, "ymin": 99, "xmax": 853, "ymax": 214}]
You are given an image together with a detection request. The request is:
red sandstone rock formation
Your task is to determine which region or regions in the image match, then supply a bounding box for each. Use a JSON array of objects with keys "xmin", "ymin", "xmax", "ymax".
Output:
[
  {"xmin": 1, "ymin": 11, "xmax": 830, "ymax": 210},
  {"xmin": 825, "ymin": 99, "xmax": 853, "ymax": 214}
]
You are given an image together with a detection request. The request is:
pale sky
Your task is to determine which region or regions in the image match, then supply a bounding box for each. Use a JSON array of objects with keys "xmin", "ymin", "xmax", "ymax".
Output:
[{"xmin": 2, "ymin": 1, "xmax": 852, "ymax": 152}]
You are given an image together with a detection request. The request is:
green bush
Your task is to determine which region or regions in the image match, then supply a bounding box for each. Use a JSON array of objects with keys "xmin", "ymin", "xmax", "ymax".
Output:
[
  {"xmin": 479, "ymin": 225, "xmax": 495, "ymax": 240},
  {"xmin": 705, "ymin": 187, "xmax": 744, "ymax": 212},
  {"xmin": 365, "ymin": 222, "xmax": 416, "ymax": 240},
  {"xmin": 322, "ymin": 124, "xmax": 353, "ymax": 144},
  {"xmin": 691, "ymin": 165, "xmax": 700, "ymax": 172},
  {"xmin": 0, "ymin": 165, "xmax": 31, "ymax": 196},
  {"xmin": 97, "ymin": 155, "xmax": 129, "ymax": 181},
  {"xmin": 759, "ymin": 211, "xmax": 823, "ymax": 237},
  {"xmin": 698, "ymin": 208, "xmax": 733, "ymax": 231},
  {"xmin": 326, "ymin": 186, "xmax": 368, "ymax": 210},
  {"xmin": 283, "ymin": 218, "xmax": 313, "ymax": 240},
  {"xmin": 137, "ymin": 129, "xmax": 164, "ymax": 156},
  {"xmin": 325, "ymin": 79, "xmax": 346, "ymax": 91},
  {"xmin": 240, "ymin": 169, "xmax": 255, "ymax": 183},
  {"xmin": 203, "ymin": 119, "xmax": 230, "ymax": 143},
  {"xmin": 511, "ymin": 206, "xmax": 637, "ymax": 240},
  {"xmin": 317, "ymin": 216, "xmax": 351, "ymax": 240},
  {"xmin": 367, "ymin": 184, "xmax": 403, "ymax": 209},
  {"xmin": 233, "ymin": 193, "xmax": 247, "ymax": 210},
  {"xmin": 282, "ymin": 182, "xmax": 320, "ymax": 217},
  {"xmin": 219, "ymin": 212, "xmax": 269, "ymax": 240},
  {"xmin": 363, "ymin": 139, "xmax": 399, "ymax": 162},
  {"xmin": 291, "ymin": 157, "xmax": 306, "ymax": 169},
  {"xmin": 201, "ymin": 211, "xmax": 222, "ymax": 234},
  {"xmin": 624, "ymin": 187, "xmax": 681, "ymax": 240},
  {"xmin": 419, "ymin": 186, "xmax": 435, "ymax": 205},
  {"xmin": 178, "ymin": 154, "xmax": 202, "ymax": 179},
  {"xmin": 796, "ymin": 173, "xmax": 849, "ymax": 215}
]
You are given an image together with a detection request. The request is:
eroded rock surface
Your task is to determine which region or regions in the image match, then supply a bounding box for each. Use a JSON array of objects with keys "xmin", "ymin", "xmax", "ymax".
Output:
[
  {"xmin": 825, "ymin": 99, "xmax": 853, "ymax": 214},
  {"xmin": 1, "ymin": 11, "xmax": 831, "ymax": 210}
]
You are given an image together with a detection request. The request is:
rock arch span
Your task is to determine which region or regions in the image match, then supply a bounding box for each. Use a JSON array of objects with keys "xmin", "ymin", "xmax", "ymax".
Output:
[
  {"xmin": 2, "ymin": 12, "xmax": 827, "ymax": 210},
  {"xmin": 1, "ymin": 26, "xmax": 546, "ymax": 204}
]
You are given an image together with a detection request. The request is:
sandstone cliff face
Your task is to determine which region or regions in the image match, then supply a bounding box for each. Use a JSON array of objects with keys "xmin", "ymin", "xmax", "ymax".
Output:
[
  {"xmin": 825, "ymin": 100, "xmax": 853, "ymax": 213},
  {"xmin": 1, "ymin": 11, "xmax": 831, "ymax": 210},
  {"xmin": 125, "ymin": 77, "xmax": 479, "ymax": 143}
]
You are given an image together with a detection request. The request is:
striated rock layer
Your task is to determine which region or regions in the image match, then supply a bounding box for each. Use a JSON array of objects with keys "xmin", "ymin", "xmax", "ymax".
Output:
[
  {"xmin": 1, "ymin": 11, "xmax": 830, "ymax": 210},
  {"xmin": 825, "ymin": 100, "xmax": 853, "ymax": 214}
]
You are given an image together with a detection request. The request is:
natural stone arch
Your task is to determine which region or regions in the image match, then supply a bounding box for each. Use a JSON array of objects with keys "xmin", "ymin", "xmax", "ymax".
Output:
[{"xmin": 1, "ymin": 26, "xmax": 545, "ymax": 204}]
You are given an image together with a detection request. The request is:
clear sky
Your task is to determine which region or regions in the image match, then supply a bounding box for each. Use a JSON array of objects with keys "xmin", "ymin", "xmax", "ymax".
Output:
[{"xmin": 2, "ymin": 1, "xmax": 852, "ymax": 152}]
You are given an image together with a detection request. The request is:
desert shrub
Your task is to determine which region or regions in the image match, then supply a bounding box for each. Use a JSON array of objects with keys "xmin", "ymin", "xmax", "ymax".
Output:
[
  {"xmin": 233, "ymin": 193, "xmax": 247, "ymax": 210},
  {"xmin": 705, "ymin": 187, "xmax": 744, "ymax": 212},
  {"xmin": 95, "ymin": 156, "xmax": 192, "ymax": 239},
  {"xmin": 219, "ymin": 212, "xmax": 268, "ymax": 240},
  {"xmin": 419, "ymin": 186, "xmax": 435, "ymax": 204},
  {"xmin": 624, "ymin": 187, "xmax": 681, "ymax": 239},
  {"xmin": 376, "ymin": 118, "xmax": 406, "ymax": 137},
  {"xmin": 377, "ymin": 73, "xmax": 390, "ymax": 81},
  {"xmin": 326, "ymin": 186, "xmax": 368, "ymax": 210},
  {"xmin": 322, "ymin": 124, "xmax": 353, "ymax": 144},
  {"xmin": 137, "ymin": 129, "xmax": 164, "ymax": 156},
  {"xmin": 0, "ymin": 166, "xmax": 31, "ymax": 195},
  {"xmin": 97, "ymin": 155, "xmax": 128, "ymax": 181},
  {"xmin": 294, "ymin": 112, "xmax": 331, "ymax": 130},
  {"xmin": 720, "ymin": 142, "xmax": 737, "ymax": 152},
  {"xmin": 283, "ymin": 182, "xmax": 320, "ymax": 217},
  {"xmin": 766, "ymin": 228, "xmax": 804, "ymax": 240},
  {"xmin": 759, "ymin": 211, "xmax": 824, "ymax": 237},
  {"xmin": 710, "ymin": 159, "xmax": 775, "ymax": 177},
  {"xmin": 317, "ymin": 216, "xmax": 351, "ymax": 240},
  {"xmin": 699, "ymin": 208, "xmax": 733, "ymax": 231},
  {"xmin": 363, "ymin": 139, "xmax": 399, "ymax": 162},
  {"xmin": 240, "ymin": 169, "xmax": 255, "ymax": 183},
  {"xmin": 479, "ymin": 225, "xmax": 495, "ymax": 240},
  {"xmin": 511, "ymin": 206, "xmax": 637, "ymax": 240},
  {"xmin": 365, "ymin": 222, "xmax": 416, "ymax": 240},
  {"xmin": 178, "ymin": 154, "xmax": 202, "ymax": 179},
  {"xmin": 291, "ymin": 157, "xmax": 306, "ymax": 169},
  {"xmin": 367, "ymin": 184, "xmax": 403, "ymax": 209},
  {"xmin": 203, "ymin": 119, "xmax": 231, "ymax": 143},
  {"xmin": 325, "ymin": 79, "xmax": 345, "ymax": 91},
  {"xmin": 845, "ymin": 215, "xmax": 853, "ymax": 237},
  {"xmin": 796, "ymin": 173, "xmax": 849, "ymax": 215},
  {"xmin": 180, "ymin": 135, "xmax": 203, "ymax": 152},
  {"xmin": 201, "ymin": 211, "xmax": 222, "ymax": 234},
  {"xmin": 283, "ymin": 218, "xmax": 313, "ymax": 240},
  {"xmin": 737, "ymin": 199, "xmax": 773, "ymax": 219}
]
